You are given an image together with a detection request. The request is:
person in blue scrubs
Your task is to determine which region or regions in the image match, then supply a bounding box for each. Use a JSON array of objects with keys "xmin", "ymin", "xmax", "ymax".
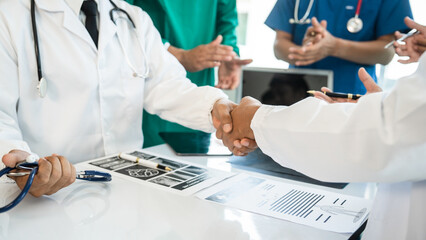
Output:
[{"xmin": 265, "ymin": 0, "xmax": 412, "ymax": 94}]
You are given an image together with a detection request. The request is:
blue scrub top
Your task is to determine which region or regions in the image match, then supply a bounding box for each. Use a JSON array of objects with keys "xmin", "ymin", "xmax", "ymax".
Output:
[{"xmin": 265, "ymin": 0, "xmax": 412, "ymax": 94}]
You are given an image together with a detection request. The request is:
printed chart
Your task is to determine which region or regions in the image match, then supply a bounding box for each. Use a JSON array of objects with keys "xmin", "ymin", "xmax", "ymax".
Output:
[
  {"xmin": 197, "ymin": 174, "xmax": 372, "ymax": 233},
  {"xmin": 87, "ymin": 150, "xmax": 233, "ymax": 195}
]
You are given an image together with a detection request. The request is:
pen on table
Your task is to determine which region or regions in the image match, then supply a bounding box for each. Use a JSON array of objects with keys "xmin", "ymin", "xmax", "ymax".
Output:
[
  {"xmin": 119, "ymin": 153, "xmax": 172, "ymax": 171},
  {"xmin": 307, "ymin": 90, "xmax": 362, "ymax": 100},
  {"xmin": 384, "ymin": 29, "xmax": 419, "ymax": 49}
]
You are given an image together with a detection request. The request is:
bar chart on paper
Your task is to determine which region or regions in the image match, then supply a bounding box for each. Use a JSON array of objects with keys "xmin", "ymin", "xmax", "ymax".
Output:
[{"xmin": 197, "ymin": 174, "xmax": 372, "ymax": 233}]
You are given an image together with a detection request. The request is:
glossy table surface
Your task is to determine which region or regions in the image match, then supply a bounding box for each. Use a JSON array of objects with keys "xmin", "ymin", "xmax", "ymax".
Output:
[{"xmin": 0, "ymin": 145, "xmax": 376, "ymax": 240}]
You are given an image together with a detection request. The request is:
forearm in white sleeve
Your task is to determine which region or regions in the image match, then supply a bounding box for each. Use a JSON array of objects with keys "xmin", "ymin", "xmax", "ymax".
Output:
[
  {"xmin": 0, "ymin": 17, "xmax": 31, "ymax": 157},
  {"xmin": 251, "ymin": 57, "xmax": 426, "ymax": 183},
  {"xmin": 133, "ymin": 9, "xmax": 228, "ymax": 133}
]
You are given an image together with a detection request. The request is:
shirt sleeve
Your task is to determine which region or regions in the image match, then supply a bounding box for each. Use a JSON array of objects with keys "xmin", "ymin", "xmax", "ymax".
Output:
[
  {"xmin": 375, "ymin": 0, "xmax": 413, "ymax": 38},
  {"xmin": 0, "ymin": 15, "xmax": 31, "ymax": 157},
  {"xmin": 133, "ymin": 9, "xmax": 228, "ymax": 133},
  {"xmin": 217, "ymin": 0, "xmax": 239, "ymax": 55},
  {"xmin": 251, "ymin": 55, "xmax": 426, "ymax": 183},
  {"xmin": 264, "ymin": 0, "xmax": 295, "ymax": 34}
]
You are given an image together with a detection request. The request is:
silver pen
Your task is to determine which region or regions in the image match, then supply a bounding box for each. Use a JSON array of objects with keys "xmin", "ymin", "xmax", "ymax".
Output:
[{"xmin": 385, "ymin": 29, "xmax": 419, "ymax": 49}]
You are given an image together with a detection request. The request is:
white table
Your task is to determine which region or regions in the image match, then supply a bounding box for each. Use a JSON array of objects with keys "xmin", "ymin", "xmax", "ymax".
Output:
[{"xmin": 0, "ymin": 145, "xmax": 376, "ymax": 240}]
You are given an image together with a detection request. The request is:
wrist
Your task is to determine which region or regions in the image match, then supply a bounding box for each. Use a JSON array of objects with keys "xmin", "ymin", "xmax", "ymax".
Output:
[
  {"xmin": 168, "ymin": 46, "xmax": 187, "ymax": 65},
  {"xmin": 330, "ymin": 37, "xmax": 344, "ymax": 58}
]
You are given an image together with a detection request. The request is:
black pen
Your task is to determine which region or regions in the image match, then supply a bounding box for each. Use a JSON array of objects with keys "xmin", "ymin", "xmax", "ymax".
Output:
[{"xmin": 307, "ymin": 90, "xmax": 362, "ymax": 100}]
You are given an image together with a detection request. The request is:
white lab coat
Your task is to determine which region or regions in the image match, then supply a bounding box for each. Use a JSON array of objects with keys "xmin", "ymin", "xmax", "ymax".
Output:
[
  {"xmin": 0, "ymin": 0, "xmax": 227, "ymax": 163},
  {"xmin": 251, "ymin": 54, "xmax": 426, "ymax": 239}
]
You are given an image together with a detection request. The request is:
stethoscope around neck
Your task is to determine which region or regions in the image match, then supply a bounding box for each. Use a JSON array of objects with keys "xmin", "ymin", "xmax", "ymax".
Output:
[
  {"xmin": 30, "ymin": 0, "xmax": 150, "ymax": 98},
  {"xmin": 289, "ymin": 0, "xmax": 364, "ymax": 34}
]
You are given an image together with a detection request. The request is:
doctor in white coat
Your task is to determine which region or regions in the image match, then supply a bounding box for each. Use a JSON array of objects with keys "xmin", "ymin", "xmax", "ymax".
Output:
[
  {"xmin": 0, "ymin": 0, "xmax": 237, "ymax": 196},
  {"xmin": 219, "ymin": 21, "xmax": 426, "ymax": 239}
]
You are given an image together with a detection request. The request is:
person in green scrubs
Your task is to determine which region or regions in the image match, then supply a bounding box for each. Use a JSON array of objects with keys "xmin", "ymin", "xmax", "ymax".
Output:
[{"xmin": 127, "ymin": 0, "xmax": 251, "ymax": 148}]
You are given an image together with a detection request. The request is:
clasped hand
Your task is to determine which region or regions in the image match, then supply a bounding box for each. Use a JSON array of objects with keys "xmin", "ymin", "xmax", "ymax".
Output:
[
  {"xmin": 214, "ymin": 97, "xmax": 261, "ymax": 156},
  {"xmin": 288, "ymin": 17, "xmax": 337, "ymax": 66}
]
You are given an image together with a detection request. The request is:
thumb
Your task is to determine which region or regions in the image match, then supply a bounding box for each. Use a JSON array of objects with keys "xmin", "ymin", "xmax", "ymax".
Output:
[
  {"xmin": 213, "ymin": 99, "xmax": 236, "ymax": 133},
  {"xmin": 235, "ymin": 58, "xmax": 253, "ymax": 66},
  {"xmin": 211, "ymin": 35, "xmax": 223, "ymax": 46},
  {"xmin": 321, "ymin": 20, "xmax": 327, "ymax": 29},
  {"xmin": 395, "ymin": 31, "xmax": 403, "ymax": 39},
  {"xmin": 2, "ymin": 150, "xmax": 30, "ymax": 167},
  {"xmin": 358, "ymin": 68, "xmax": 382, "ymax": 94},
  {"xmin": 311, "ymin": 17, "xmax": 321, "ymax": 28},
  {"xmin": 404, "ymin": 17, "xmax": 424, "ymax": 33}
]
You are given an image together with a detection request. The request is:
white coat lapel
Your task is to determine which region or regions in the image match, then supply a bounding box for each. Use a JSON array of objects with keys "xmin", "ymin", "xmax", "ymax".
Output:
[
  {"xmin": 35, "ymin": 0, "xmax": 97, "ymax": 52},
  {"xmin": 98, "ymin": 0, "xmax": 117, "ymax": 53}
]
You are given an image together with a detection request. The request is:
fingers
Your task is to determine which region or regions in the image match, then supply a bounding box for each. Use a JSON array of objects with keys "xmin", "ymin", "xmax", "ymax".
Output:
[
  {"xmin": 211, "ymin": 98, "xmax": 236, "ymax": 134},
  {"xmin": 232, "ymin": 139, "xmax": 257, "ymax": 156},
  {"xmin": 320, "ymin": 87, "xmax": 332, "ymax": 93},
  {"xmin": 2, "ymin": 150, "xmax": 30, "ymax": 167},
  {"xmin": 45, "ymin": 155, "xmax": 76, "ymax": 195},
  {"xmin": 414, "ymin": 37, "xmax": 426, "ymax": 52},
  {"xmin": 211, "ymin": 35, "xmax": 223, "ymax": 45},
  {"xmin": 404, "ymin": 17, "xmax": 424, "ymax": 33},
  {"xmin": 25, "ymin": 154, "xmax": 75, "ymax": 197},
  {"xmin": 320, "ymin": 20, "xmax": 327, "ymax": 29},
  {"xmin": 358, "ymin": 68, "xmax": 382, "ymax": 93},
  {"xmin": 313, "ymin": 91, "xmax": 334, "ymax": 103},
  {"xmin": 233, "ymin": 58, "xmax": 253, "ymax": 66}
]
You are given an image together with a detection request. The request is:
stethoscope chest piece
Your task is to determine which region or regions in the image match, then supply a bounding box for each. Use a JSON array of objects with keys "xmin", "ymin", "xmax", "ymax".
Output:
[
  {"xmin": 347, "ymin": 17, "xmax": 363, "ymax": 33},
  {"xmin": 37, "ymin": 77, "xmax": 47, "ymax": 98}
]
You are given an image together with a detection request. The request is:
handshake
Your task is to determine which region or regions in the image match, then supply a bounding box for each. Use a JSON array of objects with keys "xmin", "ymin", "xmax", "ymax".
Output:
[
  {"xmin": 212, "ymin": 96, "xmax": 262, "ymax": 156},
  {"xmin": 211, "ymin": 65, "xmax": 383, "ymax": 156}
]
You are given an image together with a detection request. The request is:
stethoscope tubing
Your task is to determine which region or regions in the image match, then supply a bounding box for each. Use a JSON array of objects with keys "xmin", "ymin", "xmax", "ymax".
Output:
[
  {"xmin": 0, "ymin": 164, "xmax": 38, "ymax": 213},
  {"xmin": 0, "ymin": 163, "xmax": 111, "ymax": 213},
  {"xmin": 30, "ymin": 0, "xmax": 150, "ymax": 98}
]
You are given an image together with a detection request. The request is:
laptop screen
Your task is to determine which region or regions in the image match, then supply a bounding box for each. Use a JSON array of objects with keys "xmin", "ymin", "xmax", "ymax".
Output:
[{"xmin": 241, "ymin": 67, "xmax": 333, "ymax": 106}]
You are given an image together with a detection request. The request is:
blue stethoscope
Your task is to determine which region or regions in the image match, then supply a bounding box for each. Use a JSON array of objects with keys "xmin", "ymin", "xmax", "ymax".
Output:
[
  {"xmin": 0, "ymin": 154, "xmax": 111, "ymax": 213},
  {"xmin": 31, "ymin": 0, "xmax": 150, "ymax": 98}
]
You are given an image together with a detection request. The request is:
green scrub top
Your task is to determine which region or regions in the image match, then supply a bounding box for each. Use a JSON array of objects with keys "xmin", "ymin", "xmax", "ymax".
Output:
[{"xmin": 126, "ymin": 0, "xmax": 239, "ymax": 148}]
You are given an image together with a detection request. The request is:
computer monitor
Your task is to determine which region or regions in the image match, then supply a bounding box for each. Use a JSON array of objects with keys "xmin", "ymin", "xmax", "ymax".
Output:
[{"xmin": 240, "ymin": 67, "xmax": 333, "ymax": 106}]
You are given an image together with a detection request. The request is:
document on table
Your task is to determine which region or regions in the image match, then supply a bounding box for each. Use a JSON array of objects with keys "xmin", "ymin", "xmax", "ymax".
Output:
[
  {"xmin": 79, "ymin": 150, "xmax": 235, "ymax": 196},
  {"xmin": 196, "ymin": 174, "xmax": 373, "ymax": 233}
]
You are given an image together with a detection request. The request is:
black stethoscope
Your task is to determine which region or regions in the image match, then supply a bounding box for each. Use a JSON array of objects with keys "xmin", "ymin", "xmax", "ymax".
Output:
[
  {"xmin": 290, "ymin": 0, "xmax": 364, "ymax": 33},
  {"xmin": 0, "ymin": 154, "xmax": 112, "ymax": 213},
  {"xmin": 31, "ymin": 0, "xmax": 150, "ymax": 98}
]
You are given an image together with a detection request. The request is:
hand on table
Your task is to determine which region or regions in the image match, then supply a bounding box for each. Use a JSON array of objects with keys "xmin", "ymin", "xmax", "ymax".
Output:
[
  {"xmin": 2, "ymin": 150, "xmax": 76, "ymax": 197},
  {"xmin": 312, "ymin": 68, "xmax": 382, "ymax": 103}
]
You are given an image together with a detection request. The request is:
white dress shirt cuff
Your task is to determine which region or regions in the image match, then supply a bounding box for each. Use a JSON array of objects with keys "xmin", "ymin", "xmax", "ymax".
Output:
[{"xmin": 251, "ymin": 104, "xmax": 287, "ymax": 157}]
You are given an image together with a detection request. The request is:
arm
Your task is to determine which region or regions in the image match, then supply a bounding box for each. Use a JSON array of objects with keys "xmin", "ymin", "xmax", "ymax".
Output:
[
  {"xmin": 273, "ymin": 30, "xmax": 299, "ymax": 65},
  {"xmin": 0, "ymin": 14, "xmax": 75, "ymax": 197},
  {"xmin": 222, "ymin": 62, "xmax": 426, "ymax": 182},
  {"xmin": 135, "ymin": 9, "xmax": 234, "ymax": 133},
  {"xmin": 0, "ymin": 14, "xmax": 31, "ymax": 156},
  {"xmin": 252, "ymin": 61, "xmax": 426, "ymax": 183},
  {"xmin": 333, "ymin": 35, "xmax": 394, "ymax": 65}
]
